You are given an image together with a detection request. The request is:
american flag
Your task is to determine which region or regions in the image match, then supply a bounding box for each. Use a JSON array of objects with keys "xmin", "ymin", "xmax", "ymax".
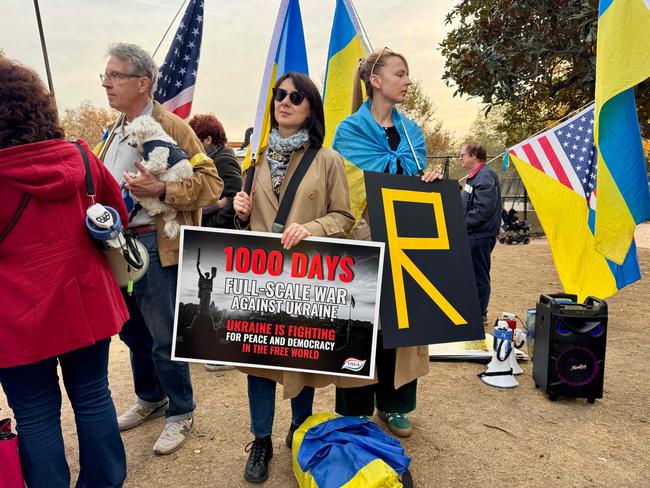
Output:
[
  {"xmin": 155, "ymin": 0, "xmax": 204, "ymax": 120},
  {"xmin": 508, "ymin": 104, "xmax": 597, "ymax": 210}
]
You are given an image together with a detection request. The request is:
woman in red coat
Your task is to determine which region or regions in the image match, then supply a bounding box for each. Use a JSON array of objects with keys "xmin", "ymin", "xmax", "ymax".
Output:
[{"xmin": 0, "ymin": 58, "xmax": 129, "ymax": 487}]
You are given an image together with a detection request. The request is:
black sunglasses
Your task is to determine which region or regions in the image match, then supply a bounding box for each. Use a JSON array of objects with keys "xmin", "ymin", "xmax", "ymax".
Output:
[{"xmin": 272, "ymin": 87, "xmax": 306, "ymax": 106}]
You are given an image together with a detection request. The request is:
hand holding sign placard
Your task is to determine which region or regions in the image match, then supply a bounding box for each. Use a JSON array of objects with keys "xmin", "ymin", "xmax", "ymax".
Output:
[{"xmin": 364, "ymin": 174, "xmax": 485, "ymax": 348}]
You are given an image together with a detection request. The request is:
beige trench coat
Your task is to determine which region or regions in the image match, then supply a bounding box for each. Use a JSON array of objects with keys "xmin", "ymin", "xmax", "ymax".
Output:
[
  {"xmin": 333, "ymin": 214, "xmax": 430, "ymax": 391},
  {"xmin": 238, "ymin": 143, "xmax": 356, "ymax": 398}
]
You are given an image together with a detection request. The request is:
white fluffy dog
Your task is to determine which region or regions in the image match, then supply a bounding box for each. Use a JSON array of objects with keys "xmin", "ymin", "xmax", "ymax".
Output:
[{"xmin": 126, "ymin": 115, "xmax": 193, "ymax": 240}]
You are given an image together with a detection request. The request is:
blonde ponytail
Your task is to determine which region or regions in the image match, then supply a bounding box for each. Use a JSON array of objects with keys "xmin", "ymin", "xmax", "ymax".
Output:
[{"xmin": 351, "ymin": 62, "xmax": 365, "ymax": 113}]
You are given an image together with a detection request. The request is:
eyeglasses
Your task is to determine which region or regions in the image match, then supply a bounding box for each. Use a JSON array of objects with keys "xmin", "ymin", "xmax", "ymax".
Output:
[
  {"xmin": 99, "ymin": 72, "xmax": 143, "ymax": 82},
  {"xmin": 370, "ymin": 46, "xmax": 393, "ymax": 75},
  {"xmin": 272, "ymin": 87, "xmax": 306, "ymax": 106}
]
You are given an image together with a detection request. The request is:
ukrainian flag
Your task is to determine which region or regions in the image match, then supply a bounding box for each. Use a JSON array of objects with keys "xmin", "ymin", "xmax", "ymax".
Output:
[
  {"xmin": 323, "ymin": 0, "xmax": 369, "ymax": 147},
  {"xmin": 292, "ymin": 413, "xmax": 409, "ymax": 488},
  {"xmin": 322, "ymin": 0, "xmax": 370, "ymax": 222},
  {"xmin": 243, "ymin": 0, "xmax": 309, "ymax": 172},
  {"xmin": 594, "ymin": 0, "xmax": 650, "ymax": 264},
  {"xmin": 92, "ymin": 128, "xmax": 110, "ymax": 158}
]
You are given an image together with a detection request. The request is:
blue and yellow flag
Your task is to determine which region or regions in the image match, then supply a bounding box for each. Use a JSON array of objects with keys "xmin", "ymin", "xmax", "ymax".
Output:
[
  {"xmin": 507, "ymin": 105, "xmax": 640, "ymax": 300},
  {"xmin": 292, "ymin": 413, "xmax": 409, "ymax": 488},
  {"xmin": 322, "ymin": 0, "xmax": 370, "ymax": 222},
  {"xmin": 323, "ymin": 0, "xmax": 369, "ymax": 147},
  {"xmin": 92, "ymin": 128, "xmax": 110, "ymax": 158},
  {"xmin": 594, "ymin": 0, "xmax": 650, "ymax": 264},
  {"xmin": 243, "ymin": 0, "xmax": 309, "ymax": 172}
]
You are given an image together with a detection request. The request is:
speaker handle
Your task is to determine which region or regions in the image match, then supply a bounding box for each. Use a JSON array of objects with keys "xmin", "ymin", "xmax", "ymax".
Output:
[
  {"xmin": 540, "ymin": 293, "xmax": 578, "ymax": 306},
  {"xmin": 584, "ymin": 296, "xmax": 608, "ymax": 314}
]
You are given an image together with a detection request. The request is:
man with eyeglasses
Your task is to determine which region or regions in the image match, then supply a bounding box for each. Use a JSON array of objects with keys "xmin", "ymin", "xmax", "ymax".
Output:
[
  {"xmin": 459, "ymin": 141, "xmax": 502, "ymax": 327},
  {"xmin": 96, "ymin": 42, "xmax": 223, "ymax": 455}
]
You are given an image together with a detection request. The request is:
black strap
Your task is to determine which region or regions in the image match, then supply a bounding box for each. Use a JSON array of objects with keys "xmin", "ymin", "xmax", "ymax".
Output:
[
  {"xmin": 272, "ymin": 146, "xmax": 319, "ymax": 233},
  {"xmin": 478, "ymin": 368, "xmax": 514, "ymax": 378},
  {"xmin": 128, "ymin": 202, "xmax": 143, "ymax": 223},
  {"xmin": 72, "ymin": 141, "xmax": 95, "ymax": 198},
  {"xmin": 0, "ymin": 194, "xmax": 31, "ymax": 245},
  {"xmin": 496, "ymin": 337, "xmax": 513, "ymax": 361},
  {"xmin": 243, "ymin": 164, "xmax": 255, "ymax": 195}
]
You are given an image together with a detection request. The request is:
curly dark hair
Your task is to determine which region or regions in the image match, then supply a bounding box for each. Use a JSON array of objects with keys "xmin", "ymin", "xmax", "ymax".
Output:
[
  {"xmin": 189, "ymin": 113, "xmax": 228, "ymax": 146},
  {"xmin": 0, "ymin": 58, "xmax": 64, "ymax": 149}
]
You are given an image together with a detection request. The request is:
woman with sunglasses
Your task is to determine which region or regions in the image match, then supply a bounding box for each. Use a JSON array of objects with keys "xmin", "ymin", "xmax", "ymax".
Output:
[
  {"xmin": 233, "ymin": 72, "xmax": 355, "ymax": 484},
  {"xmin": 332, "ymin": 48, "xmax": 439, "ymax": 438}
]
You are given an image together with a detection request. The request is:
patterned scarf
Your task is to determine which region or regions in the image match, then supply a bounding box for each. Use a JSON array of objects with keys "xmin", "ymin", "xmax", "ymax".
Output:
[{"xmin": 266, "ymin": 128, "xmax": 310, "ymax": 196}]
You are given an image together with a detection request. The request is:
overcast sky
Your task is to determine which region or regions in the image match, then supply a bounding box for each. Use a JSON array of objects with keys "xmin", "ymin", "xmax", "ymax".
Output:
[{"xmin": 2, "ymin": 0, "xmax": 482, "ymax": 142}]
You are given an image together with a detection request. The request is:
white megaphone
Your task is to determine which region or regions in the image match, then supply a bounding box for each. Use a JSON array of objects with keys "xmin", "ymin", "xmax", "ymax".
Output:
[
  {"xmin": 509, "ymin": 328, "xmax": 526, "ymax": 375},
  {"xmin": 499, "ymin": 312, "xmax": 524, "ymax": 375},
  {"xmin": 479, "ymin": 320, "xmax": 519, "ymax": 388}
]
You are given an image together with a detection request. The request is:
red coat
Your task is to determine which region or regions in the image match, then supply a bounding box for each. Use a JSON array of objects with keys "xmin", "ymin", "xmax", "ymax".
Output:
[{"xmin": 0, "ymin": 139, "xmax": 129, "ymax": 368}]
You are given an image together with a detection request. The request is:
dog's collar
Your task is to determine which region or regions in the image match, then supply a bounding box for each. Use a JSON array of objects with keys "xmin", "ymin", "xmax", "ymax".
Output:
[{"xmin": 142, "ymin": 140, "xmax": 188, "ymax": 167}]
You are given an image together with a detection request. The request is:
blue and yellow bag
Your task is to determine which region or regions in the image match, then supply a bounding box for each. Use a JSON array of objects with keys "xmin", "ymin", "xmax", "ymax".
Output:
[{"xmin": 292, "ymin": 412, "xmax": 411, "ymax": 488}]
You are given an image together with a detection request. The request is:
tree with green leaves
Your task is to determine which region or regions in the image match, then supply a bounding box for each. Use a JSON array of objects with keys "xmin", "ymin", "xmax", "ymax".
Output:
[{"xmin": 440, "ymin": 0, "xmax": 649, "ymax": 142}]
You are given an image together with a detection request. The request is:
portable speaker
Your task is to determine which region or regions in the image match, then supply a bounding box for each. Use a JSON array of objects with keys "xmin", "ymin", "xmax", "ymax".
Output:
[{"xmin": 532, "ymin": 293, "xmax": 607, "ymax": 403}]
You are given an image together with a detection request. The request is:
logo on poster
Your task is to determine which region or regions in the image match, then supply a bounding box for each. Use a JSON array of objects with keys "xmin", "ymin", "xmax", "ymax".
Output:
[{"xmin": 342, "ymin": 358, "xmax": 367, "ymax": 371}]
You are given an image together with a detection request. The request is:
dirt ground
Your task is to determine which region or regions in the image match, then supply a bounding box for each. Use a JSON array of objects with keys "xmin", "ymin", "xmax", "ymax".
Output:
[{"xmin": 3, "ymin": 224, "xmax": 650, "ymax": 488}]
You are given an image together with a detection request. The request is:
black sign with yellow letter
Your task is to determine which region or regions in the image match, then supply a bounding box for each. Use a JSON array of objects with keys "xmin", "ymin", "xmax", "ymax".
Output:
[{"xmin": 364, "ymin": 173, "xmax": 485, "ymax": 348}]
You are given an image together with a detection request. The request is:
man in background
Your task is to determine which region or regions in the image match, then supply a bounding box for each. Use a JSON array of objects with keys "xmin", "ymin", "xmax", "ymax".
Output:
[{"xmin": 460, "ymin": 141, "xmax": 502, "ymax": 326}]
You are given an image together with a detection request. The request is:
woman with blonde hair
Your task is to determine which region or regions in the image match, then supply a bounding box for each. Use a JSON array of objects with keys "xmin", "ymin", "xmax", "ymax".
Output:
[{"xmin": 333, "ymin": 48, "xmax": 439, "ymax": 438}]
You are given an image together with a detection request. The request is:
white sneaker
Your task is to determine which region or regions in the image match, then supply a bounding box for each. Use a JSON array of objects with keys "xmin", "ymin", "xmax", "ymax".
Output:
[
  {"xmin": 204, "ymin": 363, "xmax": 235, "ymax": 371},
  {"xmin": 153, "ymin": 417, "xmax": 194, "ymax": 455},
  {"xmin": 117, "ymin": 399, "xmax": 168, "ymax": 431}
]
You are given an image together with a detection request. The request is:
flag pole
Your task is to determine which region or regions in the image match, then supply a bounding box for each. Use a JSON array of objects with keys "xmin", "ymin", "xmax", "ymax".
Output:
[
  {"xmin": 100, "ymin": 0, "xmax": 192, "ymax": 160},
  {"xmin": 243, "ymin": 0, "xmax": 292, "ymax": 194},
  {"xmin": 152, "ymin": 0, "xmax": 189, "ymax": 58},
  {"xmin": 32, "ymin": 0, "xmax": 55, "ymax": 100},
  {"xmin": 243, "ymin": 156, "xmax": 256, "ymax": 195},
  {"xmin": 346, "ymin": 0, "xmax": 373, "ymax": 52}
]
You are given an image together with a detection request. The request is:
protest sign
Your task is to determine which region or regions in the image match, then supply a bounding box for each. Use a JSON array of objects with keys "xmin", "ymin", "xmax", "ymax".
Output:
[
  {"xmin": 364, "ymin": 174, "xmax": 485, "ymax": 348},
  {"xmin": 172, "ymin": 227, "xmax": 384, "ymax": 379}
]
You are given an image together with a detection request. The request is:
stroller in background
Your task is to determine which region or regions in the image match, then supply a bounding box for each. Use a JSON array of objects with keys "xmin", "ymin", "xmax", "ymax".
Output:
[{"xmin": 499, "ymin": 208, "xmax": 531, "ymax": 245}]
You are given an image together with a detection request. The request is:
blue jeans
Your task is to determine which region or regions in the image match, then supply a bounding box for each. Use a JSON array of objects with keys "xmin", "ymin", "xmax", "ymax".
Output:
[
  {"xmin": 469, "ymin": 236, "xmax": 497, "ymax": 316},
  {"xmin": 247, "ymin": 375, "xmax": 314, "ymax": 438},
  {"xmin": 119, "ymin": 231, "xmax": 195, "ymax": 418},
  {"xmin": 0, "ymin": 339, "xmax": 126, "ymax": 488}
]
